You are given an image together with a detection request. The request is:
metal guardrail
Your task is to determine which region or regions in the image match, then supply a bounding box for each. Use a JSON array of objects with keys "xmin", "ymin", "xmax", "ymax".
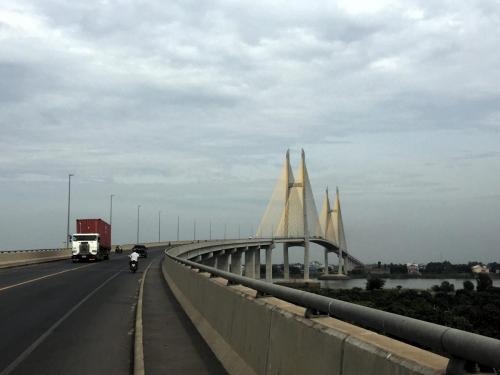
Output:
[
  {"xmin": 0, "ymin": 248, "xmax": 67, "ymax": 254},
  {"xmin": 167, "ymin": 252, "xmax": 500, "ymax": 374}
]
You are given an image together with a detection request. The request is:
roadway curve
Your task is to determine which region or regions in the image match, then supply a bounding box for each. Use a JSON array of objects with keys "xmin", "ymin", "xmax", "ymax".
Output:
[{"xmin": 0, "ymin": 246, "xmax": 225, "ymax": 375}]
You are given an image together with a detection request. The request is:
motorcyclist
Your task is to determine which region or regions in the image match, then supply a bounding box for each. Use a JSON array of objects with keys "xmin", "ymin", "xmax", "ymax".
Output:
[{"xmin": 129, "ymin": 250, "xmax": 140, "ymax": 269}]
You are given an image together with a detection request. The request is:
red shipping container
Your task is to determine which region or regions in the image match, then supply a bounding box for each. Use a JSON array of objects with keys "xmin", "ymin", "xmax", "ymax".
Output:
[{"xmin": 76, "ymin": 219, "xmax": 111, "ymax": 251}]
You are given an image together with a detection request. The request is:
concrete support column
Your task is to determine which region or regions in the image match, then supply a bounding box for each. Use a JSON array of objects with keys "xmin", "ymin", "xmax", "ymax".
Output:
[
  {"xmin": 206, "ymin": 256, "xmax": 216, "ymax": 268},
  {"xmin": 244, "ymin": 249, "xmax": 255, "ymax": 278},
  {"xmin": 304, "ymin": 240, "xmax": 310, "ymax": 280},
  {"xmin": 324, "ymin": 249, "xmax": 329, "ymax": 275},
  {"xmin": 338, "ymin": 252, "xmax": 344, "ymax": 275},
  {"xmin": 231, "ymin": 249, "xmax": 243, "ymax": 275},
  {"xmin": 283, "ymin": 243, "xmax": 289, "ymax": 280},
  {"xmin": 344, "ymin": 256, "xmax": 352, "ymax": 273},
  {"xmin": 217, "ymin": 252, "xmax": 230, "ymax": 272},
  {"xmin": 265, "ymin": 246, "xmax": 273, "ymax": 282},
  {"xmin": 254, "ymin": 247, "xmax": 261, "ymax": 279}
]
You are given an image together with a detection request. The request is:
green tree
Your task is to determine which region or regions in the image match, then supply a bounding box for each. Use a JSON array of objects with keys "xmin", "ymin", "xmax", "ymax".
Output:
[
  {"xmin": 431, "ymin": 281, "xmax": 455, "ymax": 293},
  {"xmin": 476, "ymin": 273, "xmax": 493, "ymax": 291},
  {"xmin": 463, "ymin": 280, "xmax": 474, "ymax": 292},
  {"xmin": 366, "ymin": 276, "xmax": 385, "ymax": 291}
]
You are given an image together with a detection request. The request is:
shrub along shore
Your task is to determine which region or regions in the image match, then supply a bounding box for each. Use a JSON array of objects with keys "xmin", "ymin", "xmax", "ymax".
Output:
[{"xmin": 297, "ymin": 275, "xmax": 500, "ymax": 340}]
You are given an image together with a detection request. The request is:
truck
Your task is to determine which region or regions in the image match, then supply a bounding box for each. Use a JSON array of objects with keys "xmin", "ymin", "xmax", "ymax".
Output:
[{"xmin": 71, "ymin": 219, "xmax": 111, "ymax": 262}]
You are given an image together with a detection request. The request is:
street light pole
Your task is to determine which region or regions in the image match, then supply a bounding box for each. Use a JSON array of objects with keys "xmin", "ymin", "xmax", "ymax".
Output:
[
  {"xmin": 158, "ymin": 210, "xmax": 161, "ymax": 242},
  {"xmin": 177, "ymin": 215, "xmax": 180, "ymax": 241},
  {"xmin": 193, "ymin": 219, "xmax": 196, "ymax": 240},
  {"xmin": 224, "ymin": 224, "xmax": 227, "ymax": 240},
  {"xmin": 136, "ymin": 205, "xmax": 141, "ymax": 244},
  {"xmin": 209, "ymin": 220, "xmax": 212, "ymax": 240},
  {"xmin": 66, "ymin": 174, "xmax": 74, "ymax": 249},
  {"xmin": 110, "ymin": 194, "xmax": 114, "ymax": 246}
]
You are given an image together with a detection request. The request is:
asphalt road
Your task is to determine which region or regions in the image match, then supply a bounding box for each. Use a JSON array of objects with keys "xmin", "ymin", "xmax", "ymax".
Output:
[{"xmin": 0, "ymin": 248, "xmax": 163, "ymax": 375}]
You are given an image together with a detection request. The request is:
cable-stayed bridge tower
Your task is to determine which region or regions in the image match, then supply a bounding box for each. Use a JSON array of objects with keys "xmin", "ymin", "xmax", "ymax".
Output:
[
  {"xmin": 319, "ymin": 187, "xmax": 350, "ymax": 275},
  {"xmin": 257, "ymin": 150, "xmax": 359, "ymax": 280}
]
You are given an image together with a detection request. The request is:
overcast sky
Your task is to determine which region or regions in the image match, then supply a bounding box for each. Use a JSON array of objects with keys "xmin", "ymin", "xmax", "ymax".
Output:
[{"xmin": 1, "ymin": 0, "xmax": 499, "ymax": 264}]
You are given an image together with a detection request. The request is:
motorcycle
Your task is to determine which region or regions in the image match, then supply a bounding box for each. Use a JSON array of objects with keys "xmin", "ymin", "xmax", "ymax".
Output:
[{"xmin": 130, "ymin": 260, "xmax": 138, "ymax": 273}]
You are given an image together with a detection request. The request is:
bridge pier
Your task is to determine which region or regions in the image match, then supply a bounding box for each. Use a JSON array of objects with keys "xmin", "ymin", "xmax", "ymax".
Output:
[
  {"xmin": 283, "ymin": 243, "xmax": 289, "ymax": 280},
  {"xmin": 265, "ymin": 245, "xmax": 273, "ymax": 282},
  {"xmin": 344, "ymin": 255, "xmax": 354, "ymax": 273},
  {"xmin": 230, "ymin": 248, "xmax": 243, "ymax": 275},
  {"xmin": 217, "ymin": 251, "xmax": 230, "ymax": 272},
  {"xmin": 304, "ymin": 239, "xmax": 310, "ymax": 280},
  {"xmin": 201, "ymin": 252, "xmax": 216, "ymax": 268},
  {"xmin": 254, "ymin": 247, "xmax": 261, "ymax": 279},
  {"xmin": 244, "ymin": 248, "xmax": 255, "ymax": 278},
  {"xmin": 324, "ymin": 249, "xmax": 329, "ymax": 275},
  {"xmin": 206, "ymin": 256, "xmax": 216, "ymax": 268},
  {"xmin": 338, "ymin": 252, "xmax": 344, "ymax": 275}
]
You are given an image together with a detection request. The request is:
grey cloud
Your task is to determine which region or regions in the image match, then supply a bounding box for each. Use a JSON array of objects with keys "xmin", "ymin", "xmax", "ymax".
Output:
[{"xmin": 1, "ymin": 1, "xmax": 500, "ymax": 263}]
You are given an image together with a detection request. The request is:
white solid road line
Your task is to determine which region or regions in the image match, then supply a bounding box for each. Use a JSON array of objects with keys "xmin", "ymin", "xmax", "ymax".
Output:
[
  {"xmin": 0, "ymin": 270, "xmax": 122, "ymax": 375},
  {"xmin": 0, "ymin": 263, "xmax": 95, "ymax": 292},
  {"xmin": 134, "ymin": 261, "xmax": 153, "ymax": 375}
]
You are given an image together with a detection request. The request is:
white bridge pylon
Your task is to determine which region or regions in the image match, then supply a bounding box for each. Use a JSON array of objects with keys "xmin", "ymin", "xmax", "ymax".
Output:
[
  {"xmin": 256, "ymin": 149, "xmax": 321, "ymax": 239},
  {"xmin": 319, "ymin": 187, "xmax": 349, "ymax": 275},
  {"xmin": 256, "ymin": 150, "xmax": 355, "ymax": 278}
]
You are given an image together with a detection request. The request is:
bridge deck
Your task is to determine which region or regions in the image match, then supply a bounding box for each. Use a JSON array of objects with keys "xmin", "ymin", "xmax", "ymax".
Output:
[{"xmin": 143, "ymin": 257, "xmax": 226, "ymax": 375}]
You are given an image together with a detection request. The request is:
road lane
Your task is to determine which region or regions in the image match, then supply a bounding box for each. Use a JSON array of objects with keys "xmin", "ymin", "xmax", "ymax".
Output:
[
  {"xmin": 0, "ymin": 247, "xmax": 165, "ymax": 375},
  {"xmin": 0, "ymin": 263, "xmax": 95, "ymax": 292},
  {"xmin": 0, "ymin": 259, "xmax": 91, "ymax": 290}
]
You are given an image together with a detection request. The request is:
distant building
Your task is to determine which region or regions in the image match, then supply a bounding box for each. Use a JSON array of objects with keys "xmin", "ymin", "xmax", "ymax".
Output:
[
  {"xmin": 471, "ymin": 264, "xmax": 489, "ymax": 274},
  {"xmin": 406, "ymin": 263, "xmax": 420, "ymax": 275},
  {"xmin": 366, "ymin": 264, "xmax": 388, "ymax": 275}
]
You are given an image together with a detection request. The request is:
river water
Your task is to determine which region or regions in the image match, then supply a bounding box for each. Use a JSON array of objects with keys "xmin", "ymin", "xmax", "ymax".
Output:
[{"xmin": 319, "ymin": 278, "xmax": 500, "ymax": 290}]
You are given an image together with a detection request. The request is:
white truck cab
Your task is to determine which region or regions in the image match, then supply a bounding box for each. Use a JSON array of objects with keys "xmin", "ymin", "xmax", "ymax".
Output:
[{"xmin": 72, "ymin": 233, "xmax": 100, "ymax": 262}]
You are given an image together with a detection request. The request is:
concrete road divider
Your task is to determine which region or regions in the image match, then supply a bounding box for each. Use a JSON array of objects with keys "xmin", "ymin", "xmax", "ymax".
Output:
[{"xmin": 0, "ymin": 249, "xmax": 72, "ymax": 269}]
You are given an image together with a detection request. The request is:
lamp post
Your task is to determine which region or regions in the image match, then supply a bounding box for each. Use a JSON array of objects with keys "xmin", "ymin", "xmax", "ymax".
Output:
[
  {"xmin": 177, "ymin": 215, "xmax": 180, "ymax": 241},
  {"xmin": 224, "ymin": 224, "xmax": 227, "ymax": 240},
  {"xmin": 193, "ymin": 219, "xmax": 196, "ymax": 240},
  {"xmin": 110, "ymin": 194, "xmax": 115, "ymax": 225},
  {"xmin": 136, "ymin": 205, "xmax": 141, "ymax": 244},
  {"xmin": 109, "ymin": 194, "xmax": 115, "ymax": 247},
  {"xmin": 66, "ymin": 174, "xmax": 74, "ymax": 249},
  {"xmin": 158, "ymin": 210, "xmax": 161, "ymax": 242},
  {"xmin": 209, "ymin": 219, "xmax": 212, "ymax": 240}
]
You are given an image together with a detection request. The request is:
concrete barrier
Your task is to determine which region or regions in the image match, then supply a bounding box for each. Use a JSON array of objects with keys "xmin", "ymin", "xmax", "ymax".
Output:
[
  {"xmin": 163, "ymin": 257, "xmax": 449, "ymax": 375},
  {"xmin": 0, "ymin": 249, "xmax": 72, "ymax": 269}
]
